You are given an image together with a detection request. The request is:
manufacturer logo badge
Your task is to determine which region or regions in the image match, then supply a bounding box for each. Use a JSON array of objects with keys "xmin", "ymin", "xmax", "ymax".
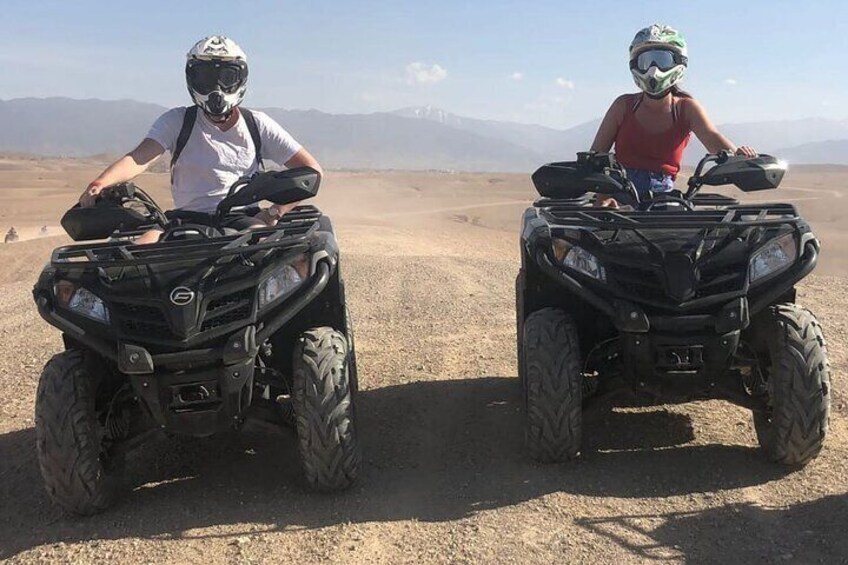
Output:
[{"xmin": 170, "ymin": 287, "xmax": 196, "ymax": 306}]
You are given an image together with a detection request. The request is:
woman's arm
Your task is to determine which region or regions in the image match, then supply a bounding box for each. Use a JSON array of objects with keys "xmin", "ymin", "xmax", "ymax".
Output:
[
  {"xmin": 591, "ymin": 96, "xmax": 629, "ymax": 208},
  {"xmin": 80, "ymin": 138, "xmax": 165, "ymax": 206},
  {"xmin": 590, "ymin": 95, "xmax": 629, "ymax": 153},
  {"xmin": 685, "ymin": 98, "xmax": 756, "ymax": 157}
]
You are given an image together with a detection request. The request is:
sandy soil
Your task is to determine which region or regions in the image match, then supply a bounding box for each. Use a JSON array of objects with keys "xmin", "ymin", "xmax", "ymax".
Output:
[{"xmin": 0, "ymin": 159, "xmax": 846, "ymax": 563}]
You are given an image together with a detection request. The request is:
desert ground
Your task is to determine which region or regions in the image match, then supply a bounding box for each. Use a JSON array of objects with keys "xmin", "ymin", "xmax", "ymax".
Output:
[{"xmin": 0, "ymin": 155, "xmax": 846, "ymax": 563}]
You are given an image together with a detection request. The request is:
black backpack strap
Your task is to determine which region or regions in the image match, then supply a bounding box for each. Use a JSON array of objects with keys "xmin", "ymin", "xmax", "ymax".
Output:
[
  {"xmin": 171, "ymin": 105, "xmax": 198, "ymax": 169},
  {"xmin": 240, "ymin": 108, "xmax": 264, "ymax": 170}
]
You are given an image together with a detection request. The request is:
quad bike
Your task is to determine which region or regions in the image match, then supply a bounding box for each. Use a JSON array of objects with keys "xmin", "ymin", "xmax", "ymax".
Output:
[
  {"xmin": 5, "ymin": 227, "xmax": 19, "ymax": 243},
  {"xmin": 517, "ymin": 151, "xmax": 830, "ymax": 466},
  {"xmin": 32, "ymin": 167, "xmax": 360, "ymax": 515}
]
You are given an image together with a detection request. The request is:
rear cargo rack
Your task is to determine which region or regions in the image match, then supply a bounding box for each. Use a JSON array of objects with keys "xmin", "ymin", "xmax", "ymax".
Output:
[{"xmin": 52, "ymin": 206, "xmax": 322, "ymax": 267}]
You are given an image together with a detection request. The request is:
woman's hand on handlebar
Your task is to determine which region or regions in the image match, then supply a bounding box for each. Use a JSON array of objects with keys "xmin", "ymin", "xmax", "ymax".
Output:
[
  {"xmin": 735, "ymin": 145, "xmax": 757, "ymax": 158},
  {"xmin": 79, "ymin": 180, "xmax": 106, "ymax": 207}
]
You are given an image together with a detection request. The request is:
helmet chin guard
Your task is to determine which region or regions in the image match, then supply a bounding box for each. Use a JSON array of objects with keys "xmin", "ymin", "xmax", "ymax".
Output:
[{"xmin": 187, "ymin": 86, "xmax": 246, "ymax": 119}]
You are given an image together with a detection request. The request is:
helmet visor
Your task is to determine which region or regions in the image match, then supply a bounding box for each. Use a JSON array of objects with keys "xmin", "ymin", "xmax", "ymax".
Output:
[
  {"xmin": 186, "ymin": 61, "xmax": 248, "ymax": 95},
  {"xmin": 632, "ymin": 49, "xmax": 683, "ymax": 72}
]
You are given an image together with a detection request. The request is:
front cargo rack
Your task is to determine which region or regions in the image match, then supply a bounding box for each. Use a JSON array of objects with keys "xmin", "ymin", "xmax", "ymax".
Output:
[
  {"xmin": 52, "ymin": 206, "xmax": 322, "ymax": 267},
  {"xmin": 537, "ymin": 201, "xmax": 801, "ymax": 230}
]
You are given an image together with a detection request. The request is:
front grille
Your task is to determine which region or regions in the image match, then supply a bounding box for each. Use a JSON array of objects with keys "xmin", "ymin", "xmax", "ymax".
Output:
[
  {"xmin": 607, "ymin": 261, "xmax": 746, "ymax": 306},
  {"xmin": 111, "ymin": 286, "xmax": 255, "ymax": 343},
  {"xmin": 608, "ymin": 264, "xmax": 667, "ymax": 303},
  {"xmin": 112, "ymin": 301, "xmax": 177, "ymax": 340},
  {"xmin": 200, "ymin": 288, "xmax": 254, "ymax": 332},
  {"xmin": 696, "ymin": 264, "xmax": 746, "ymax": 297}
]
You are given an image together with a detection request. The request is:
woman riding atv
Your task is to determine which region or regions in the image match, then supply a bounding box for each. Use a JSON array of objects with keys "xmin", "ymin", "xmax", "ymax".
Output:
[
  {"xmin": 79, "ymin": 35, "xmax": 322, "ymax": 243},
  {"xmin": 591, "ymin": 24, "xmax": 756, "ymax": 207}
]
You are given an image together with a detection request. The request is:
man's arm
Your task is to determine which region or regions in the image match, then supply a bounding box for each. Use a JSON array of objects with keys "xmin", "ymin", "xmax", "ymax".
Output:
[
  {"xmin": 80, "ymin": 138, "xmax": 165, "ymax": 206},
  {"xmin": 261, "ymin": 148, "xmax": 324, "ymax": 220},
  {"xmin": 283, "ymin": 147, "xmax": 323, "ymax": 176}
]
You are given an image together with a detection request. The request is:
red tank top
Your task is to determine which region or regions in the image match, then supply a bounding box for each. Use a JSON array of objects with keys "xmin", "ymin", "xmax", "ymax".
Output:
[{"xmin": 615, "ymin": 94, "xmax": 691, "ymax": 176}]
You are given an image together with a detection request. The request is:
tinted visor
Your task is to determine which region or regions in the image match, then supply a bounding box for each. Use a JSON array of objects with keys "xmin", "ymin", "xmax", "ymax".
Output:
[
  {"xmin": 632, "ymin": 49, "xmax": 683, "ymax": 72},
  {"xmin": 186, "ymin": 60, "xmax": 248, "ymax": 95}
]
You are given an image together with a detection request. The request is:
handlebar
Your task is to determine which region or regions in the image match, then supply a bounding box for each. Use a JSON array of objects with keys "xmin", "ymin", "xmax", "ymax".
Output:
[
  {"xmin": 685, "ymin": 151, "xmax": 736, "ymax": 199},
  {"xmin": 575, "ymin": 151, "xmax": 641, "ymax": 205},
  {"xmin": 94, "ymin": 182, "xmax": 168, "ymax": 228},
  {"xmin": 99, "ymin": 182, "xmax": 137, "ymax": 202}
]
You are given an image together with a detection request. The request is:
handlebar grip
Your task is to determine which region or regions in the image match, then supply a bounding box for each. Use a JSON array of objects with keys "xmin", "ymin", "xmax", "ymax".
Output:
[{"xmin": 99, "ymin": 182, "xmax": 137, "ymax": 202}]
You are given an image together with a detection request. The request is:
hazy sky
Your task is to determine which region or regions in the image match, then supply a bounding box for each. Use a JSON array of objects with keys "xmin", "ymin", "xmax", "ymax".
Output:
[{"xmin": 3, "ymin": 0, "xmax": 847, "ymax": 128}]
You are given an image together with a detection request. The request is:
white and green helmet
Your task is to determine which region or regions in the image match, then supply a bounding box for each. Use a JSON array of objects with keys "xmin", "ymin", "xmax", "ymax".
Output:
[{"xmin": 629, "ymin": 24, "xmax": 688, "ymax": 97}]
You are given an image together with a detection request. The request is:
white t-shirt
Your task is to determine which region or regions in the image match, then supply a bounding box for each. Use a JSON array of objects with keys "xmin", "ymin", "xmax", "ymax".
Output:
[{"xmin": 146, "ymin": 107, "xmax": 302, "ymax": 212}]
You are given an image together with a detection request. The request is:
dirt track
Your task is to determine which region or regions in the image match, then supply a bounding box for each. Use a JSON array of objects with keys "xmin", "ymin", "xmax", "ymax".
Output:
[{"xmin": 0, "ymin": 163, "xmax": 846, "ymax": 563}]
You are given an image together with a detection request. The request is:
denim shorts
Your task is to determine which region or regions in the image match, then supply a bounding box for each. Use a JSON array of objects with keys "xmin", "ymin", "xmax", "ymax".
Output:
[{"xmin": 626, "ymin": 169, "xmax": 675, "ymax": 197}]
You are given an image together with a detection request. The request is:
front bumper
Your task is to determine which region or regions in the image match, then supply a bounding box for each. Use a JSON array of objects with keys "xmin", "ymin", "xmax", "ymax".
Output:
[
  {"xmin": 35, "ymin": 261, "xmax": 331, "ymax": 371},
  {"xmin": 129, "ymin": 357, "xmax": 256, "ymax": 436},
  {"xmin": 34, "ymin": 261, "xmax": 332, "ymax": 436},
  {"xmin": 534, "ymin": 239, "xmax": 818, "ymax": 334},
  {"xmin": 531, "ymin": 241, "xmax": 817, "ymax": 404}
]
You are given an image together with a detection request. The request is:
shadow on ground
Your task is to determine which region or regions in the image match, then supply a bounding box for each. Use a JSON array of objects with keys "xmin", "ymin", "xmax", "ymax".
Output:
[
  {"xmin": 0, "ymin": 376, "xmax": 802, "ymax": 558},
  {"xmin": 576, "ymin": 494, "xmax": 848, "ymax": 562}
]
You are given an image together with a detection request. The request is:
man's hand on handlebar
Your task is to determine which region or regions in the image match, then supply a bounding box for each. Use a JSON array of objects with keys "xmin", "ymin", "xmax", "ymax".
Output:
[
  {"xmin": 79, "ymin": 180, "xmax": 106, "ymax": 207},
  {"xmin": 593, "ymin": 195, "xmax": 620, "ymax": 209},
  {"xmin": 254, "ymin": 202, "xmax": 300, "ymax": 226}
]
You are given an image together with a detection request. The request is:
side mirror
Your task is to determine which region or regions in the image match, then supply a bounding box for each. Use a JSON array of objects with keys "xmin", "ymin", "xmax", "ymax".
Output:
[
  {"xmin": 217, "ymin": 167, "xmax": 321, "ymax": 214},
  {"xmin": 532, "ymin": 161, "xmax": 626, "ymax": 199},
  {"xmin": 700, "ymin": 154, "xmax": 786, "ymax": 191},
  {"xmin": 61, "ymin": 203, "xmax": 151, "ymax": 241}
]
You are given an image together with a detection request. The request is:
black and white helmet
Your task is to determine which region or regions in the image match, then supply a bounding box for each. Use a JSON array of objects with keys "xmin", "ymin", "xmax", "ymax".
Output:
[{"xmin": 185, "ymin": 36, "xmax": 248, "ymax": 118}]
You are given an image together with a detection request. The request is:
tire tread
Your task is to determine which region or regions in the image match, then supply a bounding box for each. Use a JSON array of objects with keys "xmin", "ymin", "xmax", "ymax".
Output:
[
  {"xmin": 293, "ymin": 327, "xmax": 360, "ymax": 490},
  {"xmin": 523, "ymin": 308, "xmax": 583, "ymax": 463}
]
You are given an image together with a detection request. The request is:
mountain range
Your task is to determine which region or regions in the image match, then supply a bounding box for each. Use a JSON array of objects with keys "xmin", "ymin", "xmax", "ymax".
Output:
[{"xmin": 1, "ymin": 98, "xmax": 846, "ymax": 171}]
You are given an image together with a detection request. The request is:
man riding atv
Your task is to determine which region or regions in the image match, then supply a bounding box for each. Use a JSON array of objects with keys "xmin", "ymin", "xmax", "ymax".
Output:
[
  {"xmin": 32, "ymin": 36, "xmax": 360, "ymax": 517},
  {"xmin": 79, "ymin": 35, "xmax": 322, "ymax": 241}
]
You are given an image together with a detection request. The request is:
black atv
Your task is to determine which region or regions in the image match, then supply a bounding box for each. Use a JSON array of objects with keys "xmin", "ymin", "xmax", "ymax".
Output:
[
  {"xmin": 517, "ymin": 151, "xmax": 830, "ymax": 466},
  {"xmin": 32, "ymin": 167, "xmax": 360, "ymax": 515}
]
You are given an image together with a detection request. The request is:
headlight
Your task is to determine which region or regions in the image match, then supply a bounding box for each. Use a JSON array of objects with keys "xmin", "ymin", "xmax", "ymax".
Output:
[
  {"xmin": 552, "ymin": 239, "xmax": 606, "ymax": 282},
  {"xmin": 749, "ymin": 233, "xmax": 797, "ymax": 283},
  {"xmin": 53, "ymin": 281, "xmax": 111, "ymax": 323},
  {"xmin": 258, "ymin": 254, "xmax": 310, "ymax": 309}
]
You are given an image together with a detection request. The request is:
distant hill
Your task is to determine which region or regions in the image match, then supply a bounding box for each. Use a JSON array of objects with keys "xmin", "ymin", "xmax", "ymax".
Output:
[
  {"xmin": 257, "ymin": 108, "xmax": 542, "ymax": 172},
  {"xmin": 684, "ymin": 117, "xmax": 848, "ymax": 165},
  {"xmin": 0, "ymin": 98, "xmax": 846, "ymax": 171},
  {"xmin": 392, "ymin": 105, "xmax": 600, "ymax": 159},
  {"xmin": 0, "ymin": 98, "xmax": 164, "ymax": 156},
  {"xmin": 773, "ymin": 139, "xmax": 848, "ymax": 165}
]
